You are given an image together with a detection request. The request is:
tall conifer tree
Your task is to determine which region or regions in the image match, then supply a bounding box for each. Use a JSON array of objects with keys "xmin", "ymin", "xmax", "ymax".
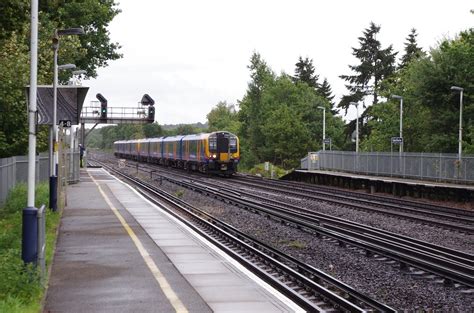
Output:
[
  {"xmin": 399, "ymin": 28, "xmax": 425, "ymax": 68},
  {"xmin": 339, "ymin": 22, "xmax": 397, "ymax": 111},
  {"xmin": 294, "ymin": 56, "xmax": 319, "ymax": 89}
]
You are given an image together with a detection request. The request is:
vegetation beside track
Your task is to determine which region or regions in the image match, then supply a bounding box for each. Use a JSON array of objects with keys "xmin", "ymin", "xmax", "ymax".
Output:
[{"xmin": 0, "ymin": 183, "xmax": 61, "ymax": 313}]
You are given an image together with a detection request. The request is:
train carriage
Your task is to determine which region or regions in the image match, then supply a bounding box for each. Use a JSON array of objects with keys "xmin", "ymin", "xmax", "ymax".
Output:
[
  {"xmin": 149, "ymin": 137, "xmax": 162, "ymax": 163},
  {"xmin": 162, "ymin": 135, "xmax": 184, "ymax": 166},
  {"xmin": 114, "ymin": 131, "xmax": 239, "ymax": 175}
]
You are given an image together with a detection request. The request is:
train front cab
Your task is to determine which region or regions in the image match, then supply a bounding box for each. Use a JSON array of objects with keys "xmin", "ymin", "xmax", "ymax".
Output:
[{"xmin": 206, "ymin": 132, "xmax": 239, "ymax": 175}]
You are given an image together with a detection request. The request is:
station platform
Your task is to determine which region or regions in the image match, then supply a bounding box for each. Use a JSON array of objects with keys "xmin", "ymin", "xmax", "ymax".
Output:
[
  {"xmin": 283, "ymin": 170, "xmax": 474, "ymax": 203},
  {"xmin": 44, "ymin": 168, "xmax": 302, "ymax": 313}
]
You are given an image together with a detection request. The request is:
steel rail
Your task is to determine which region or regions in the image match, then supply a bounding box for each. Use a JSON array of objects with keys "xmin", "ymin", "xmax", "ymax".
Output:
[
  {"xmin": 153, "ymin": 172, "xmax": 474, "ymax": 288},
  {"xmin": 97, "ymin": 162, "xmax": 395, "ymax": 312},
  {"xmin": 227, "ymin": 178, "xmax": 474, "ymax": 233},
  {"xmin": 237, "ymin": 174, "xmax": 474, "ymax": 219}
]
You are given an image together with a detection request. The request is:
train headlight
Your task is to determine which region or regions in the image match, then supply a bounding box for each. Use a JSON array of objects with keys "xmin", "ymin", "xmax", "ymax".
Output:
[{"xmin": 212, "ymin": 154, "xmax": 217, "ymax": 159}]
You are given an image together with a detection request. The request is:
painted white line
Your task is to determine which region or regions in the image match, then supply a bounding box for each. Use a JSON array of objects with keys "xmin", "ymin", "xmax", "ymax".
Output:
[
  {"xmin": 89, "ymin": 171, "xmax": 188, "ymax": 313},
  {"xmin": 102, "ymin": 168, "xmax": 305, "ymax": 313}
]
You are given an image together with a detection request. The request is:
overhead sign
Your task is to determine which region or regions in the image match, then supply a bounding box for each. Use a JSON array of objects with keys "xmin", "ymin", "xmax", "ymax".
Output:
[
  {"xmin": 25, "ymin": 85, "xmax": 89, "ymax": 125},
  {"xmin": 59, "ymin": 120, "xmax": 72, "ymax": 128},
  {"xmin": 391, "ymin": 137, "xmax": 403, "ymax": 144}
]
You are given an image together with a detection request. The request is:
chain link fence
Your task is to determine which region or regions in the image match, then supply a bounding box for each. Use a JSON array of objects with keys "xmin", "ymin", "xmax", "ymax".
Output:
[{"xmin": 301, "ymin": 151, "xmax": 474, "ymax": 184}]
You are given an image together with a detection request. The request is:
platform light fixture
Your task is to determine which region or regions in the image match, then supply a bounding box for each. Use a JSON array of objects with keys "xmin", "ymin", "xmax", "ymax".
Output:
[
  {"xmin": 50, "ymin": 27, "xmax": 84, "ymax": 212},
  {"xmin": 391, "ymin": 95, "xmax": 404, "ymax": 155},
  {"xmin": 317, "ymin": 106, "xmax": 326, "ymax": 151},
  {"xmin": 350, "ymin": 102, "xmax": 359, "ymax": 153},
  {"xmin": 450, "ymin": 86, "xmax": 464, "ymax": 162}
]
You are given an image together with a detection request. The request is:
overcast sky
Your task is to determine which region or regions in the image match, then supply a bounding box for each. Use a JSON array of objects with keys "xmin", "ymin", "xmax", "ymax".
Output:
[{"xmin": 82, "ymin": 0, "xmax": 473, "ymax": 125}]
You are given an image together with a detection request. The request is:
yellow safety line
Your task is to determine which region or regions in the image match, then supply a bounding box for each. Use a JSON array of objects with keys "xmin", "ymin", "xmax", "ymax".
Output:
[{"xmin": 89, "ymin": 172, "xmax": 188, "ymax": 313}]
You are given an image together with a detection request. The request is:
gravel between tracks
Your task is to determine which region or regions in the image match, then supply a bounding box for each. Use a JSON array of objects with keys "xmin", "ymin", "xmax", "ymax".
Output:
[
  {"xmin": 232, "ymin": 186, "xmax": 474, "ymax": 254},
  {"xmin": 130, "ymin": 174, "xmax": 472, "ymax": 311},
  {"xmin": 110, "ymin": 161, "xmax": 474, "ymax": 311}
]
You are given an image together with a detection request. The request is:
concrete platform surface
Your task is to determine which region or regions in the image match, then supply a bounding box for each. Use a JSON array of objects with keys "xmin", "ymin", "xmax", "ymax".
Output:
[{"xmin": 44, "ymin": 168, "xmax": 303, "ymax": 313}]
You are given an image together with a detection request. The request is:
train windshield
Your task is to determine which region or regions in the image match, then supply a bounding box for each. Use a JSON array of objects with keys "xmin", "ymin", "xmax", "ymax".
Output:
[{"xmin": 209, "ymin": 133, "xmax": 237, "ymax": 153}]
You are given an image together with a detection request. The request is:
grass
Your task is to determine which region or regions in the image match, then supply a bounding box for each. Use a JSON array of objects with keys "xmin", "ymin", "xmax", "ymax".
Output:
[
  {"xmin": 174, "ymin": 189, "xmax": 185, "ymax": 198},
  {"xmin": 0, "ymin": 183, "xmax": 61, "ymax": 313},
  {"xmin": 278, "ymin": 239, "xmax": 306, "ymax": 249},
  {"xmin": 242, "ymin": 163, "xmax": 290, "ymax": 179}
]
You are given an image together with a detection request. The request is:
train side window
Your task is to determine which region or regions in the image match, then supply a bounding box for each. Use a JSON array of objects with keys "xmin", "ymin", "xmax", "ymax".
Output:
[
  {"xmin": 229, "ymin": 137, "xmax": 237, "ymax": 153},
  {"xmin": 209, "ymin": 136, "xmax": 217, "ymax": 152}
]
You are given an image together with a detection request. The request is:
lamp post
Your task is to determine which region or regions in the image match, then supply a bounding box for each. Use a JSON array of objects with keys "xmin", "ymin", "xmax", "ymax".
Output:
[
  {"xmin": 22, "ymin": 0, "xmax": 39, "ymax": 265},
  {"xmin": 50, "ymin": 63, "xmax": 76, "ymax": 212},
  {"xmin": 317, "ymin": 106, "xmax": 326, "ymax": 151},
  {"xmin": 451, "ymin": 86, "xmax": 464, "ymax": 162},
  {"xmin": 50, "ymin": 27, "xmax": 84, "ymax": 212},
  {"xmin": 70, "ymin": 70, "xmax": 86, "ymax": 181},
  {"xmin": 350, "ymin": 102, "xmax": 359, "ymax": 153},
  {"xmin": 392, "ymin": 95, "xmax": 403, "ymax": 155}
]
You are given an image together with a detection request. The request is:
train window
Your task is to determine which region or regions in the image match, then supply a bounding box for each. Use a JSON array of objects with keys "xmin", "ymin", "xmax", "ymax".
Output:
[
  {"xmin": 229, "ymin": 137, "xmax": 237, "ymax": 153},
  {"xmin": 209, "ymin": 137, "xmax": 217, "ymax": 152}
]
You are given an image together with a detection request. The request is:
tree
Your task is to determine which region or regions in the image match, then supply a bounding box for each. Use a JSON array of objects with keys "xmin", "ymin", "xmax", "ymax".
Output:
[
  {"xmin": 143, "ymin": 123, "xmax": 164, "ymax": 138},
  {"xmin": 339, "ymin": 22, "xmax": 397, "ymax": 111},
  {"xmin": 0, "ymin": 0, "xmax": 122, "ymax": 157},
  {"xmin": 318, "ymin": 78, "xmax": 337, "ymax": 114},
  {"xmin": 399, "ymin": 28, "xmax": 425, "ymax": 69},
  {"xmin": 238, "ymin": 52, "xmax": 275, "ymax": 162},
  {"xmin": 362, "ymin": 28, "xmax": 473, "ymax": 153},
  {"xmin": 206, "ymin": 101, "xmax": 240, "ymax": 134},
  {"xmin": 39, "ymin": 0, "xmax": 122, "ymax": 78},
  {"xmin": 293, "ymin": 56, "xmax": 319, "ymax": 89},
  {"xmin": 261, "ymin": 105, "xmax": 311, "ymax": 168}
]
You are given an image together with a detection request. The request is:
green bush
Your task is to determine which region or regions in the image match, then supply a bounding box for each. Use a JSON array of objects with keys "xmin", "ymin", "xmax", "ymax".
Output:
[
  {"xmin": 245, "ymin": 163, "xmax": 289, "ymax": 179},
  {"xmin": 0, "ymin": 183, "xmax": 58, "ymax": 312}
]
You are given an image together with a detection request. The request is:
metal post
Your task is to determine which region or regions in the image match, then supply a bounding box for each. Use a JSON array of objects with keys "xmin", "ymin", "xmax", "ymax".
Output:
[
  {"xmin": 450, "ymin": 86, "xmax": 464, "ymax": 163},
  {"xmin": 356, "ymin": 104, "xmax": 359, "ymax": 153},
  {"xmin": 23, "ymin": 0, "xmax": 39, "ymax": 264},
  {"xmin": 37, "ymin": 205, "xmax": 46, "ymax": 283},
  {"xmin": 69, "ymin": 126, "xmax": 75, "ymax": 182},
  {"xmin": 318, "ymin": 106, "xmax": 326, "ymax": 151},
  {"xmin": 399, "ymin": 97, "xmax": 403, "ymax": 155},
  {"xmin": 49, "ymin": 36, "xmax": 58, "ymax": 212},
  {"xmin": 458, "ymin": 90, "xmax": 463, "ymax": 163}
]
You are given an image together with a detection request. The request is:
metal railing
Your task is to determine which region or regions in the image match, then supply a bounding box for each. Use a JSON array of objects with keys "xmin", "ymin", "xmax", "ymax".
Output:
[
  {"xmin": 301, "ymin": 151, "xmax": 474, "ymax": 184},
  {"xmin": 0, "ymin": 153, "xmax": 49, "ymax": 204},
  {"xmin": 37, "ymin": 204, "xmax": 46, "ymax": 284},
  {"xmin": 0, "ymin": 151, "xmax": 80, "ymax": 205}
]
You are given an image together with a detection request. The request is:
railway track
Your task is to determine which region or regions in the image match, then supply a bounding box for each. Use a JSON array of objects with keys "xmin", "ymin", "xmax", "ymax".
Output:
[
  {"xmin": 94, "ymin": 160, "xmax": 396, "ymax": 312},
  {"xmin": 228, "ymin": 176, "xmax": 474, "ymax": 233},
  {"xmin": 154, "ymin": 172, "xmax": 474, "ymax": 288},
  {"xmin": 102, "ymin": 157, "xmax": 474, "ymax": 289},
  {"xmin": 239, "ymin": 174, "xmax": 474, "ymax": 220},
  {"xmin": 118, "ymin": 158, "xmax": 473, "ymax": 233}
]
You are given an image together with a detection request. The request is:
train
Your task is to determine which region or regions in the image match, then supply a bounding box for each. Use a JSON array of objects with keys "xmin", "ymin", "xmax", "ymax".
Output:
[{"xmin": 114, "ymin": 131, "xmax": 240, "ymax": 175}]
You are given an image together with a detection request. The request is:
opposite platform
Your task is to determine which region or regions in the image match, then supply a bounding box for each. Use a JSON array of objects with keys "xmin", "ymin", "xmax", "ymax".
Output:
[{"xmin": 44, "ymin": 168, "xmax": 302, "ymax": 313}]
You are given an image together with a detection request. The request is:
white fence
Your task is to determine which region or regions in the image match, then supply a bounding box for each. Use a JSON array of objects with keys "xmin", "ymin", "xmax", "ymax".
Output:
[{"xmin": 301, "ymin": 151, "xmax": 474, "ymax": 184}]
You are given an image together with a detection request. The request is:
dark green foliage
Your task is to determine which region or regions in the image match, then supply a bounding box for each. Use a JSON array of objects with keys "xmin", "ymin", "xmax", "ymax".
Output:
[
  {"xmin": 143, "ymin": 123, "xmax": 164, "ymax": 138},
  {"xmin": 0, "ymin": 0, "xmax": 122, "ymax": 158},
  {"xmin": 363, "ymin": 29, "xmax": 473, "ymax": 153},
  {"xmin": 0, "ymin": 0, "xmax": 29, "ymax": 41},
  {"xmin": 238, "ymin": 53, "xmax": 347, "ymax": 169},
  {"xmin": 294, "ymin": 56, "xmax": 319, "ymax": 89},
  {"xmin": 206, "ymin": 101, "xmax": 240, "ymax": 134},
  {"xmin": 339, "ymin": 22, "xmax": 397, "ymax": 111},
  {"xmin": 399, "ymin": 28, "xmax": 425, "ymax": 69},
  {"xmin": 0, "ymin": 183, "xmax": 55, "ymax": 311},
  {"xmin": 318, "ymin": 78, "xmax": 337, "ymax": 114}
]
